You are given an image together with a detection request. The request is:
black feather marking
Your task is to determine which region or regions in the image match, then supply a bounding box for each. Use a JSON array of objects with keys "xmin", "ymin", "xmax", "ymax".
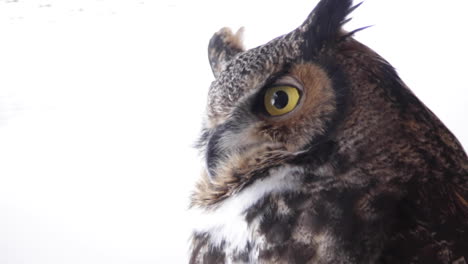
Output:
[
  {"xmin": 195, "ymin": 129, "xmax": 210, "ymax": 150},
  {"xmin": 340, "ymin": 17, "xmax": 353, "ymax": 26},
  {"xmin": 340, "ymin": 25, "xmax": 374, "ymax": 41},
  {"xmin": 301, "ymin": 0, "xmax": 356, "ymax": 60},
  {"xmin": 348, "ymin": 1, "xmax": 364, "ymax": 16}
]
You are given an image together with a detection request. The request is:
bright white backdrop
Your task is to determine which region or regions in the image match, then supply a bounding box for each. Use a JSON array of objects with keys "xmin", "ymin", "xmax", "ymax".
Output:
[{"xmin": 0, "ymin": 0, "xmax": 467, "ymax": 263}]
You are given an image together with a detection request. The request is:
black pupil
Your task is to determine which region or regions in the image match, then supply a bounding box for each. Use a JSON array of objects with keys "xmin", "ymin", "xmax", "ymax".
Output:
[{"xmin": 271, "ymin": 90, "xmax": 289, "ymax": 109}]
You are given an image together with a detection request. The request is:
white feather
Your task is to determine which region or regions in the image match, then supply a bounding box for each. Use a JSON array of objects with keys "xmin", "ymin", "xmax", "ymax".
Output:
[{"xmin": 189, "ymin": 165, "xmax": 302, "ymax": 253}]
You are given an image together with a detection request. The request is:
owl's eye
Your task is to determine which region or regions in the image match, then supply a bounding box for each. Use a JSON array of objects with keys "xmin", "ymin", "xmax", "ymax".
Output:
[{"xmin": 264, "ymin": 86, "xmax": 301, "ymax": 116}]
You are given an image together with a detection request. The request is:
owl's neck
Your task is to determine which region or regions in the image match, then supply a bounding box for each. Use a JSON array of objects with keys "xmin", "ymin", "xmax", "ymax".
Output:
[{"xmin": 189, "ymin": 165, "xmax": 304, "ymax": 261}]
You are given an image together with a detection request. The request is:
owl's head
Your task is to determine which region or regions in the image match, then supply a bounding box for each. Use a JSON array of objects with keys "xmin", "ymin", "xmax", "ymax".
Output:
[{"xmin": 192, "ymin": 0, "xmax": 428, "ymax": 208}]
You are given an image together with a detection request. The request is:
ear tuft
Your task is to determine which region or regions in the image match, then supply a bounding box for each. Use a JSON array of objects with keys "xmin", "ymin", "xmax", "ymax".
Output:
[
  {"xmin": 299, "ymin": 0, "xmax": 360, "ymax": 59},
  {"xmin": 208, "ymin": 27, "xmax": 245, "ymax": 78}
]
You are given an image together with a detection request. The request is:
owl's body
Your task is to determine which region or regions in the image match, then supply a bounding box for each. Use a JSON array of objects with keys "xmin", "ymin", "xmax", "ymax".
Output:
[{"xmin": 189, "ymin": 0, "xmax": 468, "ymax": 263}]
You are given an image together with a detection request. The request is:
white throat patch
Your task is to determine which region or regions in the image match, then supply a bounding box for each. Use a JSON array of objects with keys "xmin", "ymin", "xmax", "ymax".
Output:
[{"xmin": 189, "ymin": 165, "xmax": 303, "ymax": 254}]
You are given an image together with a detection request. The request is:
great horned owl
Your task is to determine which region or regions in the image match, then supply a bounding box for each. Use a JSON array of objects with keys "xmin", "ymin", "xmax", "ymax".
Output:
[{"xmin": 189, "ymin": 0, "xmax": 468, "ymax": 263}]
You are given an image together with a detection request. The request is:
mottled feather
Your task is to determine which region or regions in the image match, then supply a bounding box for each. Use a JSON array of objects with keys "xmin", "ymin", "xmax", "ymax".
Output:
[{"xmin": 189, "ymin": 0, "xmax": 468, "ymax": 263}]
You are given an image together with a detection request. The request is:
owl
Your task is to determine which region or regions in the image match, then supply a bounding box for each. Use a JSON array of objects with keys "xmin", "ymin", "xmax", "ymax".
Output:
[{"xmin": 188, "ymin": 0, "xmax": 468, "ymax": 263}]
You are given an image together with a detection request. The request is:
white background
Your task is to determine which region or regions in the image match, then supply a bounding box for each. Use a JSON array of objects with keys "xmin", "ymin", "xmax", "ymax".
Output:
[{"xmin": 0, "ymin": 0, "xmax": 467, "ymax": 263}]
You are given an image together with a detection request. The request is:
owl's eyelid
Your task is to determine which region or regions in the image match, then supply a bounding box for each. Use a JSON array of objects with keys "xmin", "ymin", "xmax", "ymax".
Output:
[{"xmin": 271, "ymin": 75, "xmax": 304, "ymax": 91}]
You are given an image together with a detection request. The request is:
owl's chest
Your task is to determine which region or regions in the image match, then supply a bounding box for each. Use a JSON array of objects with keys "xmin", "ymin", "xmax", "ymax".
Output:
[
  {"xmin": 189, "ymin": 166, "xmax": 337, "ymax": 263},
  {"xmin": 190, "ymin": 193, "xmax": 333, "ymax": 263}
]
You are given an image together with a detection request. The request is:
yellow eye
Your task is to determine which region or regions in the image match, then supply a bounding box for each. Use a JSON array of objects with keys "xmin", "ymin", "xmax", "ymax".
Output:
[{"xmin": 264, "ymin": 86, "xmax": 300, "ymax": 116}]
